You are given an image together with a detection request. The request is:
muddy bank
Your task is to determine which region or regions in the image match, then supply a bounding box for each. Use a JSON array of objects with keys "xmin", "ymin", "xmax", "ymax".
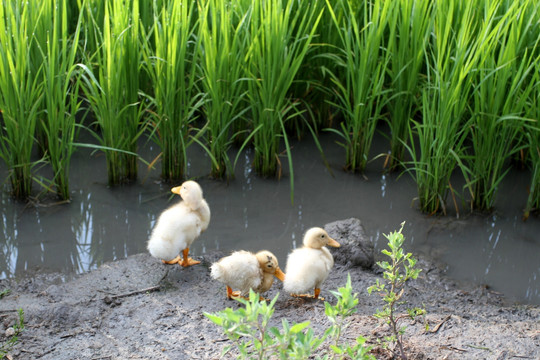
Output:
[{"xmin": 1, "ymin": 219, "xmax": 539, "ymax": 360}]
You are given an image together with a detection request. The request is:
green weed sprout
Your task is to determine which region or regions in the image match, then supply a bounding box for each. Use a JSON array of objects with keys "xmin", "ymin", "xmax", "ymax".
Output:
[
  {"xmin": 325, "ymin": 274, "xmax": 375, "ymax": 360},
  {"xmin": 368, "ymin": 222, "xmax": 423, "ymax": 360},
  {"xmin": 205, "ymin": 278, "xmax": 374, "ymax": 360},
  {"xmin": 0, "ymin": 309, "xmax": 24, "ymax": 359}
]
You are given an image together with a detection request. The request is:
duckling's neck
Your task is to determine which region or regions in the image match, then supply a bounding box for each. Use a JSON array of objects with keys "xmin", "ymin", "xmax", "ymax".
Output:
[{"xmin": 258, "ymin": 272, "xmax": 275, "ymax": 293}]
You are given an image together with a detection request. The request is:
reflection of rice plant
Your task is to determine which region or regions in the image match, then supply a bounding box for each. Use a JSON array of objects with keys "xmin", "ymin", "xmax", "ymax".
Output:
[
  {"xmin": 40, "ymin": 0, "xmax": 84, "ymax": 199},
  {"xmin": 0, "ymin": 1, "xmax": 43, "ymax": 199},
  {"xmin": 323, "ymin": 0, "xmax": 391, "ymax": 173},
  {"xmin": 142, "ymin": 0, "xmax": 203, "ymax": 182},
  {"xmin": 246, "ymin": 0, "xmax": 322, "ymax": 180},
  {"xmin": 198, "ymin": 0, "xmax": 250, "ymax": 179},
  {"xmin": 79, "ymin": 0, "xmax": 143, "ymax": 185}
]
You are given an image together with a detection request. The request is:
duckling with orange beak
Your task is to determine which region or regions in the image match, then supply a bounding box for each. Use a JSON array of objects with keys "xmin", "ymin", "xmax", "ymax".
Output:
[
  {"xmin": 147, "ymin": 180, "xmax": 210, "ymax": 267},
  {"xmin": 283, "ymin": 227, "xmax": 340, "ymax": 300},
  {"xmin": 211, "ymin": 250, "xmax": 286, "ymax": 299}
]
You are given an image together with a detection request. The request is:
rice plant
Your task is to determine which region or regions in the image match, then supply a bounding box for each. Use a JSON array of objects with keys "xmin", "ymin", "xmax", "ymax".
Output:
[
  {"xmin": 78, "ymin": 0, "xmax": 143, "ymax": 185},
  {"xmin": 385, "ymin": 0, "xmax": 432, "ymax": 171},
  {"xmin": 405, "ymin": 0, "xmax": 501, "ymax": 214},
  {"xmin": 39, "ymin": 0, "xmax": 84, "ymax": 199},
  {"xmin": 246, "ymin": 0, "xmax": 323, "ymax": 181},
  {"xmin": 0, "ymin": 1, "xmax": 43, "ymax": 199},
  {"xmin": 466, "ymin": 1, "xmax": 539, "ymax": 212},
  {"xmin": 524, "ymin": 51, "xmax": 540, "ymax": 220},
  {"xmin": 323, "ymin": 0, "xmax": 392, "ymax": 173},
  {"xmin": 141, "ymin": 0, "xmax": 204, "ymax": 182},
  {"xmin": 78, "ymin": 0, "xmax": 105, "ymax": 62},
  {"xmin": 197, "ymin": 0, "xmax": 251, "ymax": 179}
]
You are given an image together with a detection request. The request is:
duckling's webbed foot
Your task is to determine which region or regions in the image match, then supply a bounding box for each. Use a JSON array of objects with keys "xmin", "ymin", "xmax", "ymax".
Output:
[
  {"xmin": 291, "ymin": 288, "xmax": 324, "ymax": 301},
  {"xmin": 181, "ymin": 258, "xmax": 201, "ymax": 267},
  {"xmin": 180, "ymin": 248, "xmax": 200, "ymax": 267},
  {"xmin": 162, "ymin": 255, "xmax": 181, "ymax": 265},
  {"xmin": 226, "ymin": 286, "xmax": 242, "ymax": 300}
]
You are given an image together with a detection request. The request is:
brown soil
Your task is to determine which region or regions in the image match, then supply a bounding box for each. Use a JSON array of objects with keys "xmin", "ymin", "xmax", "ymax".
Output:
[{"xmin": 1, "ymin": 221, "xmax": 539, "ymax": 360}]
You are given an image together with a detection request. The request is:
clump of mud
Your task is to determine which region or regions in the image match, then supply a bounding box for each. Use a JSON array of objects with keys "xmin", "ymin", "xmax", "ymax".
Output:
[{"xmin": 1, "ymin": 219, "xmax": 539, "ymax": 359}]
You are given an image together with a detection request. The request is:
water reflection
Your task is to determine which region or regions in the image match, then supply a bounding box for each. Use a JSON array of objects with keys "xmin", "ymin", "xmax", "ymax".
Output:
[
  {"xmin": 1, "ymin": 134, "xmax": 540, "ymax": 306},
  {"xmin": 0, "ymin": 193, "xmax": 18, "ymax": 278}
]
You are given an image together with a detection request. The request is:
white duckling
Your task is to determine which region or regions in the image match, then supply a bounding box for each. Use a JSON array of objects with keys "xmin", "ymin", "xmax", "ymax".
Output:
[
  {"xmin": 283, "ymin": 227, "xmax": 340, "ymax": 300},
  {"xmin": 211, "ymin": 250, "xmax": 286, "ymax": 299},
  {"xmin": 147, "ymin": 180, "xmax": 211, "ymax": 267}
]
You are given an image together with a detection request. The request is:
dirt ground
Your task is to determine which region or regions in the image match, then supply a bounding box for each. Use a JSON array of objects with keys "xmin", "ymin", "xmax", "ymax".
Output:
[{"xmin": 1, "ymin": 219, "xmax": 539, "ymax": 360}]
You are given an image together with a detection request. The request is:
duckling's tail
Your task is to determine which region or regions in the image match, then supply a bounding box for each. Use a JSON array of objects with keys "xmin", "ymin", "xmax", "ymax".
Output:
[
  {"xmin": 210, "ymin": 263, "xmax": 223, "ymax": 281},
  {"xmin": 283, "ymin": 277, "xmax": 310, "ymax": 294}
]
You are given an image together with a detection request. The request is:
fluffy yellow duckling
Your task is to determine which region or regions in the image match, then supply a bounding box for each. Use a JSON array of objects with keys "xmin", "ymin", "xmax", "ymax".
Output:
[
  {"xmin": 210, "ymin": 250, "xmax": 286, "ymax": 299},
  {"xmin": 147, "ymin": 180, "xmax": 211, "ymax": 267},
  {"xmin": 283, "ymin": 227, "xmax": 340, "ymax": 300}
]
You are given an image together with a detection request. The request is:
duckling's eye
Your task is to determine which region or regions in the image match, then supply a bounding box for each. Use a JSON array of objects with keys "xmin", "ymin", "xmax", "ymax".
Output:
[
  {"xmin": 267, "ymin": 264, "xmax": 273, "ymax": 268},
  {"xmin": 321, "ymin": 234, "xmax": 326, "ymax": 238}
]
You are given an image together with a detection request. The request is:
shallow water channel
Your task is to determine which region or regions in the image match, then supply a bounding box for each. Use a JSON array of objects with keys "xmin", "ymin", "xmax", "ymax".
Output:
[{"xmin": 1, "ymin": 133, "xmax": 540, "ymax": 305}]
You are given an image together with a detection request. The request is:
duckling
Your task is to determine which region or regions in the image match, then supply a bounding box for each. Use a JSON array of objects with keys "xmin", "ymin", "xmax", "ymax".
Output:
[
  {"xmin": 283, "ymin": 227, "xmax": 340, "ymax": 300},
  {"xmin": 147, "ymin": 180, "xmax": 211, "ymax": 267},
  {"xmin": 211, "ymin": 250, "xmax": 286, "ymax": 299}
]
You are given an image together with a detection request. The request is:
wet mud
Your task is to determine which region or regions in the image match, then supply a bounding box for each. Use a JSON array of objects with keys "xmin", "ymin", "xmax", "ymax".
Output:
[{"xmin": 1, "ymin": 219, "xmax": 538, "ymax": 359}]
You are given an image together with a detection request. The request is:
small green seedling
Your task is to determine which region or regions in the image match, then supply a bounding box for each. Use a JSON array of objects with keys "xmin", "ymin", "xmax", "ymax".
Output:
[
  {"xmin": 0, "ymin": 309, "xmax": 25, "ymax": 359},
  {"xmin": 205, "ymin": 277, "xmax": 374, "ymax": 360},
  {"xmin": 368, "ymin": 222, "xmax": 424, "ymax": 360}
]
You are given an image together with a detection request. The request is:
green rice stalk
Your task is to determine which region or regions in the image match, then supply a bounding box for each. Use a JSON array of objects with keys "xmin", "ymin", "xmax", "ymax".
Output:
[
  {"xmin": 198, "ymin": 0, "xmax": 251, "ymax": 179},
  {"xmin": 247, "ymin": 0, "xmax": 323, "ymax": 182},
  {"xmin": 0, "ymin": 1, "xmax": 44, "ymax": 199},
  {"xmin": 285, "ymin": 0, "xmax": 329, "ymax": 135},
  {"xmin": 385, "ymin": 0, "xmax": 432, "ymax": 171},
  {"xmin": 405, "ymin": 0, "xmax": 499, "ymax": 214},
  {"xmin": 323, "ymin": 0, "xmax": 391, "ymax": 173},
  {"xmin": 78, "ymin": 0, "xmax": 105, "ymax": 60},
  {"xmin": 524, "ymin": 40, "xmax": 540, "ymax": 219},
  {"xmin": 524, "ymin": 104, "xmax": 540, "ymax": 219},
  {"xmin": 141, "ymin": 0, "xmax": 204, "ymax": 182},
  {"xmin": 78, "ymin": 0, "xmax": 143, "ymax": 185},
  {"xmin": 39, "ymin": 0, "xmax": 84, "ymax": 199},
  {"xmin": 467, "ymin": 1, "xmax": 539, "ymax": 212}
]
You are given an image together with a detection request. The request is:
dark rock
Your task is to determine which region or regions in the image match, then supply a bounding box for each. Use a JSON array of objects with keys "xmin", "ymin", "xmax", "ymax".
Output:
[{"xmin": 324, "ymin": 218, "xmax": 374, "ymax": 269}]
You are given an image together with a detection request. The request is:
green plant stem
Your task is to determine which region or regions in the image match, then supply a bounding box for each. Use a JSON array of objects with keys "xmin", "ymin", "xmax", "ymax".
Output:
[
  {"xmin": 141, "ymin": 0, "xmax": 203, "ymax": 182},
  {"xmin": 0, "ymin": 1, "xmax": 43, "ymax": 199}
]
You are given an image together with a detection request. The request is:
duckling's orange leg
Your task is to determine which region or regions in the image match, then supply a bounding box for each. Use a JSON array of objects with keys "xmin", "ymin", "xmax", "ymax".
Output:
[
  {"xmin": 226, "ymin": 286, "xmax": 242, "ymax": 299},
  {"xmin": 291, "ymin": 288, "xmax": 325, "ymax": 301},
  {"xmin": 180, "ymin": 248, "xmax": 200, "ymax": 267},
  {"xmin": 162, "ymin": 255, "xmax": 181, "ymax": 265},
  {"xmin": 225, "ymin": 287, "xmax": 266, "ymax": 301}
]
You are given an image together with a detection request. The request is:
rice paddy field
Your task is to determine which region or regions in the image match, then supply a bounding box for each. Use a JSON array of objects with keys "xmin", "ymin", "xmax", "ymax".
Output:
[{"xmin": 1, "ymin": 0, "xmax": 540, "ymax": 304}]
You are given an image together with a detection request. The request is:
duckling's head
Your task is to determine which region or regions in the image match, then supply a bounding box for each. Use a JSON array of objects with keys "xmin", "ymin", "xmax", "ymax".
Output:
[
  {"xmin": 303, "ymin": 227, "xmax": 340, "ymax": 249},
  {"xmin": 171, "ymin": 181, "xmax": 203, "ymax": 207},
  {"xmin": 255, "ymin": 250, "xmax": 286, "ymax": 280}
]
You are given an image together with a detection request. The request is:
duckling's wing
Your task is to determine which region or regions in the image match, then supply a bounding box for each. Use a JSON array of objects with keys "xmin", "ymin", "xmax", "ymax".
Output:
[
  {"xmin": 197, "ymin": 199, "xmax": 211, "ymax": 232},
  {"xmin": 147, "ymin": 204, "xmax": 200, "ymax": 261},
  {"xmin": 284, "ymin": 248, "xmax": 333, "ymax": 293},
  {"xmin": 211, "ymin": 251, "xmax": 262, "ymax": 294}
]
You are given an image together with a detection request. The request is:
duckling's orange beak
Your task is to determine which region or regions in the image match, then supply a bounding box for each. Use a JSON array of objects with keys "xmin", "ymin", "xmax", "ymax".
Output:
[
  {"xmin": 327, "ymin": 237, "xmax": 341, "ymax": 248},
  {"xmin": 171, "ymin": 186, "xmax": 181, "ymax": 195},
  {"xmin": 274, "ymin": 267, "xmax": 286, "ymax": 281}
]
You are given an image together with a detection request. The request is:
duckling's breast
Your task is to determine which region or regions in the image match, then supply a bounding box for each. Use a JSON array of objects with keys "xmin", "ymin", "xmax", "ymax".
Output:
[{"xmin": 283, "ymin": 247, "xmax": 334, "ymax": 293}]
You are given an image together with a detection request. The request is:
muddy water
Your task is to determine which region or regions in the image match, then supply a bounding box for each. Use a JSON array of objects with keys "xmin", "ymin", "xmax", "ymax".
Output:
[{"xmin": 1, "ymin": 133, "xmax": 540, "ymax": 305}]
